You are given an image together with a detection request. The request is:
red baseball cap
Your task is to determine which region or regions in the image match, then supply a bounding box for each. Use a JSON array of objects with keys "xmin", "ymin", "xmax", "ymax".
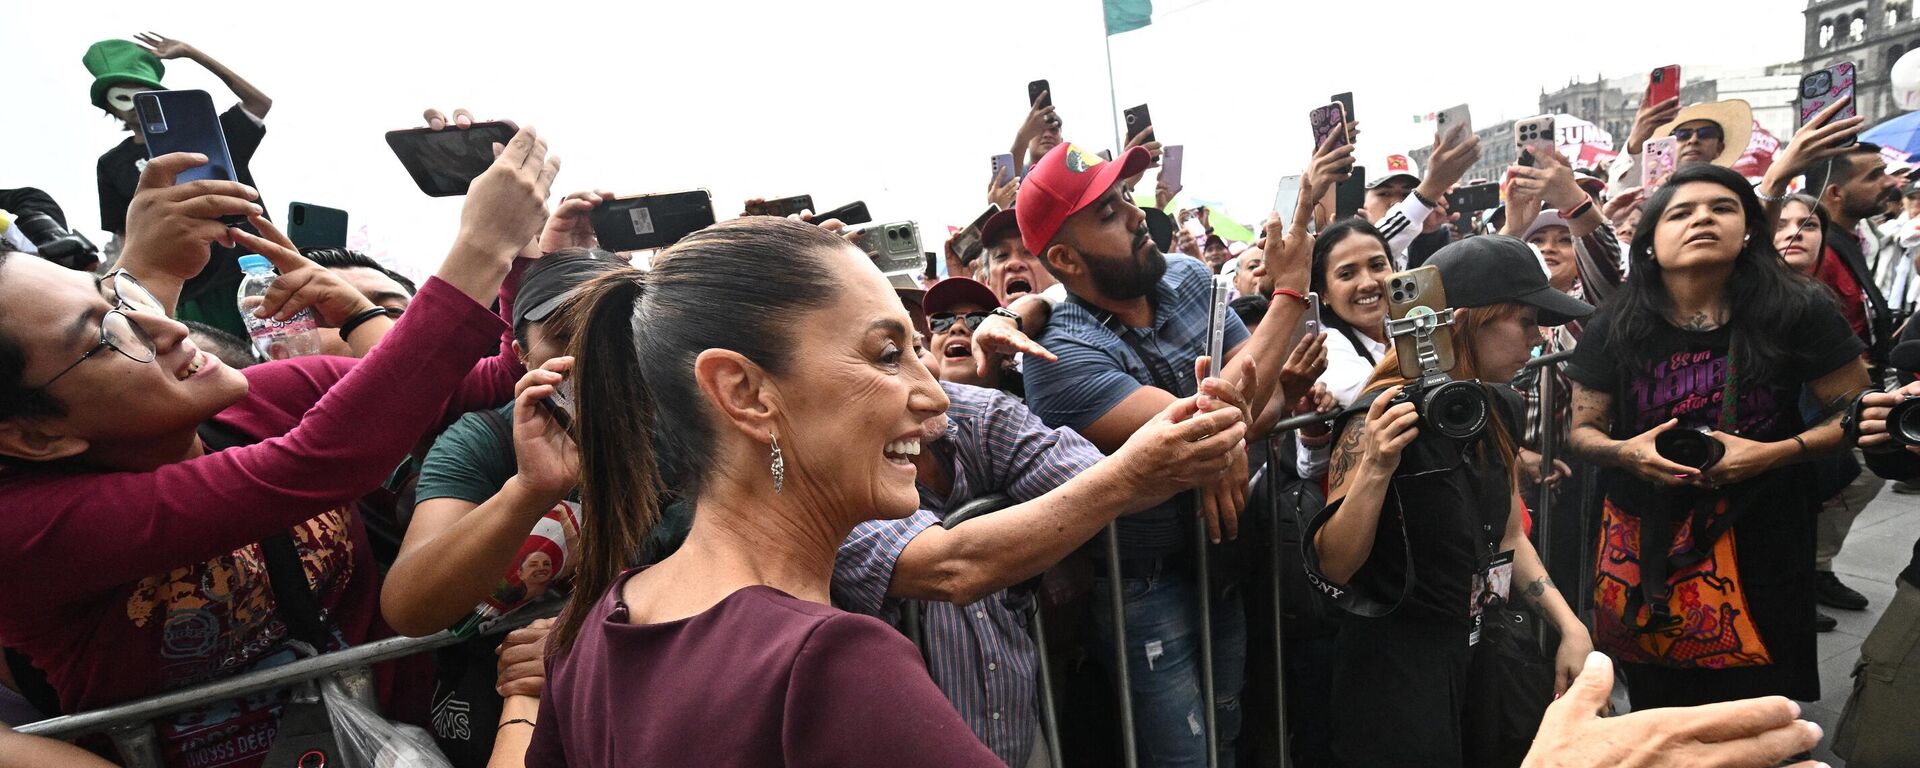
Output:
[
  {"xmin": 1016, "ymin": 143, "xmax": 1155, "ymax": 259},
  {"xmin": 981, "ymin": 208, "xmax": 1021, "ymax": 249},
  {"xmin": 923, "ymin": 277, "xmax": 1002, "ymax": 316}
]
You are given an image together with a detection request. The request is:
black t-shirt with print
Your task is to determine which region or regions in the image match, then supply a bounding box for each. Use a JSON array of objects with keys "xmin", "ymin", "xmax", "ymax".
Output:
[{"xmin": 96, "ymin": 104, "xmax": 267, "ymax": 299}]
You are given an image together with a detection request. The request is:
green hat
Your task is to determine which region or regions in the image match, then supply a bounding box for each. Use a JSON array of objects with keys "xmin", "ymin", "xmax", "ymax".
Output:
[{"xmin": 82, "ymin": 40, "xmax": 166, "ymax": 111}]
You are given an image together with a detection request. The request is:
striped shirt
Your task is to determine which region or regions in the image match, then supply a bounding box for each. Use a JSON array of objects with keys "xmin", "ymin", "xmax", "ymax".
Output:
[
  {"xmin": 1023, "ymin": 255, "xmax": 1250, "ymax": 559},
  {"xmin": 832, "ymin": 381, "xmax": 1104, "ymax": 765},
  {"xmin": 1373, "ymin": 192, "xmax": 1438, "ymax": 269}
]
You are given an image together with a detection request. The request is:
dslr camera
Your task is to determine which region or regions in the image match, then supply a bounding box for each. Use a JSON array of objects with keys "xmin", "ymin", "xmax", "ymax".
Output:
[
  {"xmin": 1880, "ymin": 395, "xmax": 1920, "ymax": 449},
  {"xmin": 11, "ymin": 212, "xmax": 99, "ymax": 271},
  {"xmin": 1654, "ymin": 426, "xmax": 1725, "ymax": 470},
  {"xmin": 848, "ymin": 221, "xmax": 923, "ymax": 290},
  {"xmin": 1383, "ymin": 303, "xmax": 1489, "ymax": 441}
]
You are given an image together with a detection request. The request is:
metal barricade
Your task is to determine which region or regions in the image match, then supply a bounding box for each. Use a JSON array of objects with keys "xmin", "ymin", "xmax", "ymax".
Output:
[
  {"xmin": 17, "ymin": 602, "xmax": 558, "ymax": 767},
  {"xmin": 1525, "ymin": 349, "xmax": 1577, "ymax": 575}
]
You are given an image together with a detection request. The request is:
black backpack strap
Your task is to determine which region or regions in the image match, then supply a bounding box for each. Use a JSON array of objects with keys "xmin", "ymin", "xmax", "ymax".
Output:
[
  {"xmin": 1297, "ymin": 391, "xmax": 1416, "ymax": 617},
  {"xmin": 195, "ymin": 421, "xmax": 335, "ymax": 652}
]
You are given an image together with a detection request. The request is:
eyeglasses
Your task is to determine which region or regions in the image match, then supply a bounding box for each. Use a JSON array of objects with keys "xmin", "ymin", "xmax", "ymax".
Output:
[
  {"xmin": 1672, "ymin": 125, "xmax": 1723, "ymax": 142},
  {"xmin": 21, "ymin": 272, "xmax": 163, "ymax": 398},
  {"xmin": 929, "ymin": 311, "xmax": 991, "ymax": 334}
]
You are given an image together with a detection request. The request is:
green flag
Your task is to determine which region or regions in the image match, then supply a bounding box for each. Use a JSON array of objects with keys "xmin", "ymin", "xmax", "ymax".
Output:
[{"xmin": 1105, "ymin": 0, "xmax": 1152, "ymax": 35}]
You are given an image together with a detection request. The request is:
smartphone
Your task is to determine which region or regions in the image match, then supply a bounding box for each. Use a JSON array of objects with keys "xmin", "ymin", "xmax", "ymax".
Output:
[
  {"xmin": 1273, "ymin": 174, "xmax": 1303, "ymax": 227},
  {"xmin": 1330, "ymin": 92, "xmax": 1356, "ymax": 124},
  {"xmin": 1124, "ymin": 103, "xmax": 1156, "ymax": 151},
  {"xmin": 924, "ymin": 252, "xmax": 940, "ymax": 282},
  {"xmin": 745, "ymin": 195, "xmax": 814, "ymax": 218},
  {"xmin": 951, "ymin": 204, "xmax": 1000, "ymax": 266},
  {"xmin": 1028, "ymin": 79, "xmax": 1051, "ymax": 109},
  {"xmin": 1647, "ymin": 65, "xmax": 1682, "ymax": 106},
  {"xmin": 810, "ymin": 201, "xmax": 872, "ymax": 227},
  {"xmin": 848, "ymin": 221, "xmax": 924, "ymax": 279},
  {"xmin": 589, "ymin": 190, "xmax": 716, "ymax": 252},
  {"xmin": 385, "ymin": 121, "xmax": 520, "ymax": 197},
  {"xmin": 542, "ymin": 379, "xmax": 574, "ymax": 433},
  {"xmin": 1513, "ymin": 115, "xmax": 1557, "ymax": 164},
  {"xmin": 1310, "ymin": 103, "xmax": 1351, "ymax": 151},
  {"xmin": 1285, "ymin": 291, "xmax": 1324, "ymax": 359},
  {"xmin": 1642, "ymin": 136, "xmax": 1680, "ymax": 189},
  {"xmin": 1159, "ymin": 145, "xmax": 1185, "ymax": 193},
  {"xmin": 1799, "ymin": 61, "xmax": 1858, "ymax": 130},
  {"xmin": 1204, "ymin": 274, "xmax": 1231, "ymax": 380},
  {"xmin": 287, "ymin": 202, "xmax": 348, "ymax": 250},
  {"xmin": 1445, "ymin": 183, "xmax": 1501, "ymax": 215},
  {"xmin": 134, "ymin": 90, "xmax": 239, "ymax": 184},
  {"xmin": 1387, "ymin": 266, "xmax": 1456, "ymax": 378},
  {"xmin": 1334, "ymin": 166, "xmax": 1367, "ymax": 220},
  {"xmin": 1434, "ymin": 103, "xmax": 1472, "ymax": 139},
  {"xmin": 990, "ymin": 153, "xmax": 1018, "ymax": 186}
]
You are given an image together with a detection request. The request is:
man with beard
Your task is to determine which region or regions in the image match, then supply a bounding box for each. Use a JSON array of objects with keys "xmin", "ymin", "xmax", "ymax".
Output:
[
  {"xmin": 1799, "ymin": 141, "xmax": 1902, "ymax": 623},
  {"xmin": 1003, "ymin": 141, "xmax": 1322, "ymax": 766}
]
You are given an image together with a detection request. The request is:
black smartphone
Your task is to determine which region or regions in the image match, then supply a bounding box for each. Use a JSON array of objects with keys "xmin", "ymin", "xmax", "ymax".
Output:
[
  {"xmin": 385, "ymin": 121, "xmax": 519, "ymax": 197},
  {"xmin": 924, "ymin": 252, "xmax": 939, "ymax": 281},
  {"xmin": 1028, "ymin": 79, "xmax": 1051, "ymax": 109},
  {"xmin": 590, "ymin": 190, "xmax": 716, "ymax": 252},
  {"xmin": 745, "ymin": 194, "xmax": 814, "ymax": 218},
  {"xmin": 287, "ymin": 202, "xmax": 349, "ymax": 249},
  {"xmin": 1335, "ymin": 166, "xmax": 1367, "ymax": 220},
  {"xmin": 134, "ymin": 89, "xmax": 239, "ymax": 184},
  {"xmin": 810, "ymin": 201, "xmax": 872, "ymax": 227},
  {"xmin": 1123, "ymin": 103, "xmax": 1155, "ymax": 147},
  {"xmin": 1445, "ymin": 183, "xmax": 1501, "ymax": 215},
  {"xmin": 1330, "ymin": 92, "xmax": 1356, "ymax": 124}
]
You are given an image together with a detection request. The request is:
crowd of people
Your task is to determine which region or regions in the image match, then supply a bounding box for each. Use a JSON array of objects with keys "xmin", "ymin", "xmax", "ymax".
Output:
[{"xmin": 3, "ymin": 31, "xmax": 1920, "ymax": 768}]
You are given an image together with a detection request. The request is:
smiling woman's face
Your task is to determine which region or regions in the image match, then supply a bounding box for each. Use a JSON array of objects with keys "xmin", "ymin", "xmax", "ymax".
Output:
[{"xmin": 1321, "ymin": 231, "xmax": 1391, "ymax": 334}]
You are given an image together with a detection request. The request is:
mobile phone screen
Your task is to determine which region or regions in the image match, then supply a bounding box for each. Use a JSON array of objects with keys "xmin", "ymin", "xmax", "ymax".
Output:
[{"xmin": 386, "ymin": 122, "xmax": 520, "ymax": 197}]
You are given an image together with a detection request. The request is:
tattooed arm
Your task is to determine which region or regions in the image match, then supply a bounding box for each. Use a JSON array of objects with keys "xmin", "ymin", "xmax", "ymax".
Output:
[
  {"xmin": 1503, "ymin": 482, "xmax": 1593, "ymax": 696},
  {"xmin": 1567, "ymin": 382, "xmax": 1698, "ymax": 486},
  {"xmin": 1695, "ymin": 358, "xmax": 1873, "ymax": 487},
  {"xmin": 1313, "ymin": 388, "xmax": 1421, "ymax": 584}
]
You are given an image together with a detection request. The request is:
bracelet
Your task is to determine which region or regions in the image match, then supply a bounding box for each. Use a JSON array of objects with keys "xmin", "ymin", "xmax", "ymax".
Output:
[
  {"xmin": 1755, "ymin": 188, "xmax": 1788, "ymax": 205},
  {"xmin": 338, "ymin": 306, "xmax": 401, "ymax": 342},
  {"xmin": 498, "ymin": 718, "xmax": 536, "ymax": 731},
  {"xmin": 1790, "ymin": 434, "xmax": 1809, "ymax": 456},
  {"xmin": 1565, "ymin": 199, "xmax": 1595, "ymax": 220},
  {"xmin": 1271, "ymin": 288, "xmax": 1307, "ymax": 304}
]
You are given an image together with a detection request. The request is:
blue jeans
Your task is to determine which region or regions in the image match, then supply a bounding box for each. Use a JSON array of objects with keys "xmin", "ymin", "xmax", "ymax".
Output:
[{"xmin": 1090, "ymin": 563, "xmax": 1247, "ymax": 768}]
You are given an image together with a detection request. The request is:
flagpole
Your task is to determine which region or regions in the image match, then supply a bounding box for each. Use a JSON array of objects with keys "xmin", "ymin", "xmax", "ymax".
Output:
[{"xmin": 1105, "ymin": 29, "xmax": 1124, "ymax": 155}]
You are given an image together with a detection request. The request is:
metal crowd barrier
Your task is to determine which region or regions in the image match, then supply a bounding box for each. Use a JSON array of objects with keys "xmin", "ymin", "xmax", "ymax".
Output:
[{"xmin": 17, "ymin": 602, "xmax": 559, "ymax": 767}]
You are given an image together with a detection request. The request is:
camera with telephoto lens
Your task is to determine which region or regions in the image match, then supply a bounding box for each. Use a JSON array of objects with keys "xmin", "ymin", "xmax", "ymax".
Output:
[
  {"xmin": 1886, "ymin": 396, "xmax": 1920, "ymax": 448},
  {"xmin": 847, "ymin": 221, "xmax": 923, "ymax": 290},
  {"xmin": 1382, "ymin": 305, "xmax": 1490, "ymax": 441},
  {"xmin": 1654, "ymin": 426, "xmax": 1726, "ymax": 470},
  {"xmin": 13, "ymin": 212, "xmax": 100, "ymax": 271}
]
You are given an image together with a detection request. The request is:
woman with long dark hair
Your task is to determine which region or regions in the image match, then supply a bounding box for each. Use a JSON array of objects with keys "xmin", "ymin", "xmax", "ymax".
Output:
[
  {"xmin": 523, "ymin": 217, "xmax": 1248, "ymax": 766},
  {"xmin": 1293, "ymin": 219, "xmax": 1394, "ymax": 478},
  {"xmin": 1308, "ymin": 236, "xmax": 1595, "ymax": 767},
  {"xmin": 1566, "ymin": 163, "xmax": 1871, "ymax": 708}
]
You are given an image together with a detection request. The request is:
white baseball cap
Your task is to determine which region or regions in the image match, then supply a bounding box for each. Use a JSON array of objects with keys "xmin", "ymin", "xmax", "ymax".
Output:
[{"xmin": 1364, "ymin": 153, "xmax": 1422, "ymax": 189}]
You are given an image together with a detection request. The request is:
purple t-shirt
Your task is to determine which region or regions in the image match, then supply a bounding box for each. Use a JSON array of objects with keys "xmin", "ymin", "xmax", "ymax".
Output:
[{"xmin": 527, "ymin": 570, "xmax": 1006, "ymax": 767}]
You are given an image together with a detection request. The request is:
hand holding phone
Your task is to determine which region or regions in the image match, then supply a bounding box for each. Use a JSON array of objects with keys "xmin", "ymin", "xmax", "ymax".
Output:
[
  {"xmin": 1641, "ymin": 137, "xmax": 1680, "ymax": 189},
  {"xmin": 1648, "ymin": 65, "xmax": 1681, "ymax": 106},
  {"xmin": 1028, "ymin": 79, "xmax": 1052, "ymax": 109},
  {"xmin": 590, "ymin": 190, "xmax": 716, "ymax": 252},
  {"xmin": 387, "ymin": 120, "xmax": 521, "ymax": 197},
  {"xmin": 1310, "ymin": 103, "xmax": 1351, "ymax": 152}
]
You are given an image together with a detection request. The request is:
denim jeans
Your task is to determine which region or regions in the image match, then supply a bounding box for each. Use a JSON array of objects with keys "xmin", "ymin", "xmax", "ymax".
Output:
[{"xmin": 1090, "ymin": 563, "xmax": 1247, "ymax": 768}]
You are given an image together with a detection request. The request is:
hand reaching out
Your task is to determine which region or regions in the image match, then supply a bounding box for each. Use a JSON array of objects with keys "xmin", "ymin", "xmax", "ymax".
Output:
[{"xmin": 133, "ymin": 32, "xmax": 198, "ymax": 60}]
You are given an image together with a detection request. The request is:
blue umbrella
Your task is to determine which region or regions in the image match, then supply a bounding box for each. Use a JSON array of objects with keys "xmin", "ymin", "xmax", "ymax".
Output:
[{"xmin": 1862, "ymin": 110, "xmax": 1920, "ymax": 158}]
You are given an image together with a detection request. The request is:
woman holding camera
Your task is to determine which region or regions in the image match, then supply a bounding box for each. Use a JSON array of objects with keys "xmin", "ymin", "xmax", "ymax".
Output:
[
  {"xmin": 1566, "ymin": 164, "xmax": 1870, "ymax": 709},
  {"xmin": 1308, "ymin": 236, "xmax": 1595, "ymax": 768}
]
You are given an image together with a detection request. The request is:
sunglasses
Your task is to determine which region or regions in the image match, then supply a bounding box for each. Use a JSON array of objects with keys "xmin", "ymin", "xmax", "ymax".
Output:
[
  {"xmin": 1671, "ymin": 125, "xmax": 1723, "ymax": 142},
  {"xmin": 929, "ymin": 311, "xmax": 991, "ymax": 334},
  {"xmin": 22, "ymin": 272, "xmax": 165, "ymax": 398}
]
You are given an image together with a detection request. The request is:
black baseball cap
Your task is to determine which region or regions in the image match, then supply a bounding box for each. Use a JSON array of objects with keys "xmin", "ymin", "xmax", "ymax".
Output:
[
  {"xmin": 513, "ymin": 250, "xmax": 622, "ymax": 330},
  {"xmin": 1424, "ymin": 235, "xmax": 1592, "ymax": 327}
]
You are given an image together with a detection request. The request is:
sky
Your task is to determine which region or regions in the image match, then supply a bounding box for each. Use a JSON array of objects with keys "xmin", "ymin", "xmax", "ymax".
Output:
[{"xmin": 9, "ymin": 0, "xmax": 1813, "ymax": 279}]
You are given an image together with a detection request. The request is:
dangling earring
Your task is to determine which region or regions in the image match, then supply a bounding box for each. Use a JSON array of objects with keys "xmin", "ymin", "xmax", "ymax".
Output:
[{"xmin": 769, "ymin": 430, "xmax": 785, "ymax": 494}]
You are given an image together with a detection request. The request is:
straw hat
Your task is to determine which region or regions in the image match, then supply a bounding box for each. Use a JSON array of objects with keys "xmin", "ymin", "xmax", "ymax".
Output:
[{"xmin": 1654, "ymin": 100, "xmax": 1753, "ymax": 169}]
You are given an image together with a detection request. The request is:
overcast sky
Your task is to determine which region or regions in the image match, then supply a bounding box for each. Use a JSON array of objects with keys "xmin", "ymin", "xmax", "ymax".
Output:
[{"xmin": 11, "ymin": 0, "xmax": 1812, "ymax": 278}]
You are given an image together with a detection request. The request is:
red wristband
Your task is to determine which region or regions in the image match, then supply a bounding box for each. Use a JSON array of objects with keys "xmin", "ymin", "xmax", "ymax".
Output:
[{"xmin": 1271, "ymin": 288, "xmax": 1307, "ymax": 304}]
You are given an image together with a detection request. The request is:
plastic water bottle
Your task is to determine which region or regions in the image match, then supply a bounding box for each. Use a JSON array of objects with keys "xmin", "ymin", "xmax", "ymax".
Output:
[{"xmin": 236, "ymin": 255, "xmax": 321, "ymax": 360}]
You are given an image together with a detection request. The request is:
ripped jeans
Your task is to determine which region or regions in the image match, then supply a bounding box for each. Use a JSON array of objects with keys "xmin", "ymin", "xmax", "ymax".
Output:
[{"xmin": 1090, "ymin": 562, "xmax": 1247, "ymax": 768}]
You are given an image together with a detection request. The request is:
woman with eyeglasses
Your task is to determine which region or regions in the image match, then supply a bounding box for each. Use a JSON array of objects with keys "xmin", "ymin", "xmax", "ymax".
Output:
[{"xmin": 0, "ymin": 132, "xmax": 557, "ymax": 767}]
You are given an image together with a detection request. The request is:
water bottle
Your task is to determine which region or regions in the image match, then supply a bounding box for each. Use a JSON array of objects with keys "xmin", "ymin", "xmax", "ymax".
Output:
[{"xmin": 236, "ymin": 255, "xmax": 321, "ymax": 360}]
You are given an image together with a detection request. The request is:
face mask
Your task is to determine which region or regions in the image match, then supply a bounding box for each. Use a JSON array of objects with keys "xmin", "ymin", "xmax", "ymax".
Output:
[{"xmin": 106, "ymin": 85, "xmax": 142, "ymax": 115}]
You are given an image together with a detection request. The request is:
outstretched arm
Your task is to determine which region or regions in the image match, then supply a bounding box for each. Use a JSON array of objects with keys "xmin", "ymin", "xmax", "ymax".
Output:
[{"xmin": 136, "ymin": 33, "xmax": 273, "ymax": 118}]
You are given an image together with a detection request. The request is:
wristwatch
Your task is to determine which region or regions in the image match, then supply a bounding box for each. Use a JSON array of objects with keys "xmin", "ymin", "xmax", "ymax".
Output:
[{"xmin": 989, "ymin": 306, "xmax": 1024, "ymax": 332}]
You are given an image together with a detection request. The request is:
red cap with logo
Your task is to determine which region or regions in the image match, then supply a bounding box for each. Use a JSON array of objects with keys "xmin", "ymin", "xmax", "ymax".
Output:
[
  {"xmin": 1015, "ymin": 143, "xmax": 1155, "ymax": 259},
  {"xmin": 923, "ymin": 276, "xmax": 1003, "ymax": 316}
]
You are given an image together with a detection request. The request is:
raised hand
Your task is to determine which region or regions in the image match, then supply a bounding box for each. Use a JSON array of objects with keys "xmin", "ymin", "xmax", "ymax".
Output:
[
  {"xmin": 119, "ymin": 152, "xmax": 263, "ymax": 311},
  {"xmin": 441, "ymin": 126, "xmax": 561, "ymax": 305},
  {"xmin": 226, "ymin": 214, "xmax": 376, "ymax": 327},
  {"xmin": 1627, "ymin": 92, "xmax": 1683, "ymax": 155},
  {"xmin": 1762, "ymin": 96, "xmax": 1866, "ymax": 197},
  {"xmin": 542, "ymin": 189, "xmax": 615, "ymax": 253},
  {"xmin": 512, "ymin": 357, "xmax": 581, "ymax": 499},
  {"xmin": 133, "ymin": 32, "xmax": 198, "ymax": 60}
]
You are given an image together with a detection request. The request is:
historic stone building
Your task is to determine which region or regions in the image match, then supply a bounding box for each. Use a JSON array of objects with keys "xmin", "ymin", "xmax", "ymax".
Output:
[{"xmin": 1804, "ymin": 0, "xmax": 1920, "ymax": 125}]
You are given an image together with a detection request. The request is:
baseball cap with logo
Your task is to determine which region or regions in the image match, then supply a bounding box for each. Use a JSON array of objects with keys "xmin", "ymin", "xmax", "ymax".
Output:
[
  {"xmin": 1015, "ymin": 143, "xmax": 1155, "ymax": 259},
  {"xmin": 1364, "ymin": 153, "xmax": 1422, "ymax": 189}
]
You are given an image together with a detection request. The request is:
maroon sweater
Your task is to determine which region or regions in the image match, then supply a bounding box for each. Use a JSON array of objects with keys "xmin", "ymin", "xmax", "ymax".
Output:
[
  {"xmin": 0, "ymin": 275, "xmax": 520, "ymax": 768},
  {"xmin": 528, "ymin": 572, "xmax": 1005, "ymax": 767}
]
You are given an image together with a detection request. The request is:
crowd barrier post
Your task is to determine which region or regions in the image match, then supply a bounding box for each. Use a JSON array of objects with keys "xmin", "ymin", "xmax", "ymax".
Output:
[
  {"xmin": 1522, "ymin": 348, "xmax": 1575, "ymax": 578},
  {"xmin": 1193, "ymin": 488, "xmax": 1220, "ymax": 768},
  {"xmin": 1264, "ymin": 435, "xmax": 1293, "ymax": 768},
  {"xmin": 1105, "ymin": 521, "xmax": 1141, "ymax": 768}
]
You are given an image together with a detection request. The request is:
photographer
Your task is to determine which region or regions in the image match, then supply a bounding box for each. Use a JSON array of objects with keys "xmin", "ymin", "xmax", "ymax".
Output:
[
  {"xmin": 1566, "ymin": 164, "xmax": 1871, "ymax": 711},
  {"xmin": 1307, "ymin": 236, "xmax": 1594, "ymax": 767}
]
